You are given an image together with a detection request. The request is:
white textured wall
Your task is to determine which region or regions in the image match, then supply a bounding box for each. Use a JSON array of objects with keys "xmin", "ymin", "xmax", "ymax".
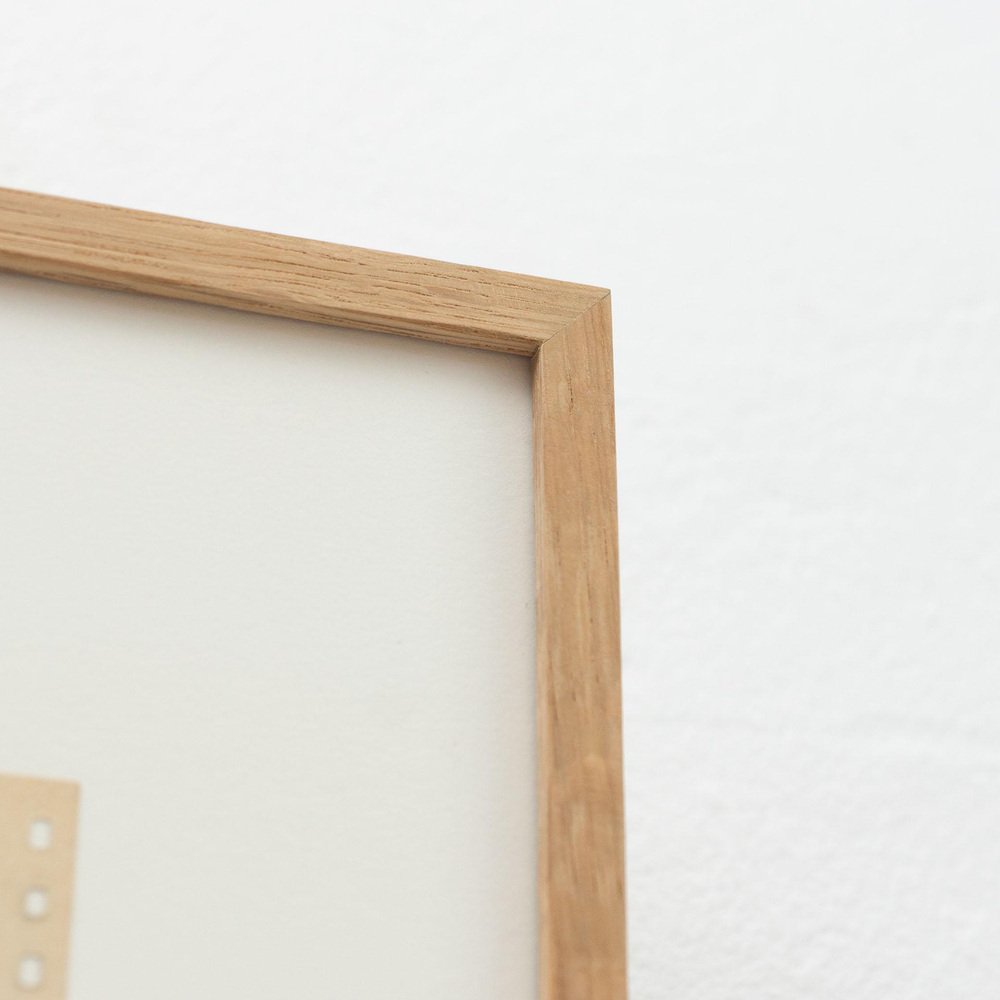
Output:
[{"xmin": 3, "ymin": 2, "xmax": 999, "ymax": 996}]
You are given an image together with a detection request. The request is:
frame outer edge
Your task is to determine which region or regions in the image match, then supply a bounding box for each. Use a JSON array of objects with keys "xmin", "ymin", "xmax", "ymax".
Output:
[
  {"xmin": 0, "ymin": 187, "xmax": 607, "ymax": 356},
  {"xmin": 534, "ymin": 294, "xmax": 627, "ymax": 1000}
]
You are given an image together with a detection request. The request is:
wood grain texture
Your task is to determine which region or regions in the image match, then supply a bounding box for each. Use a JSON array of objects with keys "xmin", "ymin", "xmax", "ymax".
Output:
[
  {"xmin": 0, "ymin": 188, "xmax": 606, "ymax": 355},
  {"xmin": 0, "ymin": 774, "xmax": 79, "ymax": 1000},
  {"xmin": 0, "ymin": 188, "xmax": 626, "ymax": 999},
  {"xmin": 534, "ymin": 295, "xmax": 627, "ymax": 1000}
]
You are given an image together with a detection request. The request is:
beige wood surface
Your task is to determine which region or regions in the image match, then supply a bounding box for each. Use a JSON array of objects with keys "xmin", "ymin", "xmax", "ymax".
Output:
[
  {"xmin": 534, "ymin": 296, "xmax": 626, "ymax": 1000},
  {"xmin": 0, "ymin": 187, "xmax": 625, "ymax": 1000},
  {"xmin": 0, "ymin": 775, "xmax": 79, "ymax": 1000},
  {"xmin": 0, "ymin": 188, "xmax": 604, "ymax": 356}
]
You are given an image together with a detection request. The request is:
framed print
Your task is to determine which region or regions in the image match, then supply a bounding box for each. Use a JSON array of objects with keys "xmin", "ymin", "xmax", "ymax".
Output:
[{"xmin": 0, "ymin": 188, "xmax": 625, "ymax": 1000}]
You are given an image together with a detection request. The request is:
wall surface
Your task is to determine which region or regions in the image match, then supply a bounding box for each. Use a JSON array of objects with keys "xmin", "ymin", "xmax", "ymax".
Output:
[{"xmin": 3, "ymin": 1, "xmax": 999, "ymax": 997}]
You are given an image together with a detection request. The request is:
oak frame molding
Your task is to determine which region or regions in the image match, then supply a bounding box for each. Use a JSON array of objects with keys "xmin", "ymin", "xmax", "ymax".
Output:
[{"xmin": 0, "ymin": 187, "xmax": 626, "ymax": 1000}]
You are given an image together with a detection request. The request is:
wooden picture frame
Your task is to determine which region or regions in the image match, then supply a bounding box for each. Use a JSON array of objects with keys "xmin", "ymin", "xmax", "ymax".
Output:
[{"xmin": 0, "ymin": 187, "xmax": 626, "ymax": 1000}]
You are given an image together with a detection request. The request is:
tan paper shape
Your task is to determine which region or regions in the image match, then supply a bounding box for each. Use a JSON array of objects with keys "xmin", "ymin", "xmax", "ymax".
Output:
[{"xmin": 0, "ymin": 775, "xmax": 79, "ymax": 999}]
